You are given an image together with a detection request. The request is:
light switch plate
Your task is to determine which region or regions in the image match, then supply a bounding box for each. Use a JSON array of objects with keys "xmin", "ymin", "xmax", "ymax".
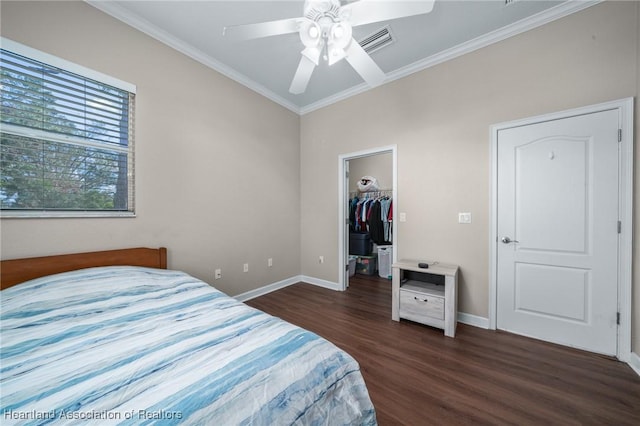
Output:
[{"xmin": 458, "ymin": 212, "xmax": 472, "ymax": 224}]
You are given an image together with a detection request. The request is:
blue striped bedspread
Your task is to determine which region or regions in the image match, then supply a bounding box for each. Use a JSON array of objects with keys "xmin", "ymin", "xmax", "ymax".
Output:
[{"xmin": 0, "ymin": 266, "xmax": 376, "ymax": 425}]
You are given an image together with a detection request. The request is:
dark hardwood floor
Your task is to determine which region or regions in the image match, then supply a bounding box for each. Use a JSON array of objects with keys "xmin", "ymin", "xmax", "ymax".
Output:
[{"xmin": 246, "ymin": 274, "xmax": 640, "ymax": 425}]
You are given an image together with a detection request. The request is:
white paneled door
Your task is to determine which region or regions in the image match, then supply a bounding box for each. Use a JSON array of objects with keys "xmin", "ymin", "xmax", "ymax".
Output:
[{"xmin": 496, "ymin": 109, "xmax": 619, "ymax": 355}]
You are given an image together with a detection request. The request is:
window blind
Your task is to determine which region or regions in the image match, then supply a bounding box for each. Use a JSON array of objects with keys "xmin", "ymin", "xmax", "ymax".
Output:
[{"xmin": 0, "ymin": 47, "xmax": 135, "ymax": 215}]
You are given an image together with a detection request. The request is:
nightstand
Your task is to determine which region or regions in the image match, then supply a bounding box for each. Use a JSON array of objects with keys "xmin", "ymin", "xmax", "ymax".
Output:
[{"xmin": 392, "ymin": 260, "xmax": 459, "ymax": 337}]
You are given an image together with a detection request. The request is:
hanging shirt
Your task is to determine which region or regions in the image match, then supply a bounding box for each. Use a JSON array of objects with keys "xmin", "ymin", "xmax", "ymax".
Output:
[
  {"xmin": 368, "ymin": 200, "xmax": 386, "ymax": 245},
  {"xmin": 380, "ymin": 198, "xmax": 391, "ymax": 243}
]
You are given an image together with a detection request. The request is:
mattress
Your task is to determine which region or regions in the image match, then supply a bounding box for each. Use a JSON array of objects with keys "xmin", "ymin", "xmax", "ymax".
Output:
[{"xmin": 0, "ymin": 266, "xmax": 376, "ymax": 425}]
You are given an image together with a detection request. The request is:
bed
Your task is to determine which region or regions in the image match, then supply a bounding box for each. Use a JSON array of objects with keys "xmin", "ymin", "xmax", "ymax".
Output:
[{"xmin": 0, "ymin": 248, "xmax": 376, "ymax": 425}]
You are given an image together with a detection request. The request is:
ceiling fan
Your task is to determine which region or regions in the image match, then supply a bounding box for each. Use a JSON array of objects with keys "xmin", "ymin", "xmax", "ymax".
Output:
[{"xmin": 223, "ymin": 0, "xmax": 435, "ymax": 94}]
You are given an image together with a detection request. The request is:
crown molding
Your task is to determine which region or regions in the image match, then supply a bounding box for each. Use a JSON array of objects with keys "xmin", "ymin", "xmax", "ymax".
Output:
[
  {"xmin": 386, "ymin": 0, "xmax": 602, "ymax": 85},
  {"xmin": 86, "ymin": 0, "xmax": 601, "ymax": 116},
  {"xmin": 299, "ymin": 0, "xmax": 602, "ymax": 115},
  {"xmin": 85, "ymin": 0, "xmax": 301, "ymax": 114}
]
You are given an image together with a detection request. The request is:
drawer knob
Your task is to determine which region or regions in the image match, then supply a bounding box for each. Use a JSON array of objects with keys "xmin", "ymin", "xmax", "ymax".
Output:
[{"xmin": 414, "ymin": 296, "xmax": 428, "ymax": 303}]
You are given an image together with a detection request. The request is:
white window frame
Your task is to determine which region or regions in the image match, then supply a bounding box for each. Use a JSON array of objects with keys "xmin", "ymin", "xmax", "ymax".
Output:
[{"xmin": 0, "ymin": 38, "xmax": 136, "ymax": 218}]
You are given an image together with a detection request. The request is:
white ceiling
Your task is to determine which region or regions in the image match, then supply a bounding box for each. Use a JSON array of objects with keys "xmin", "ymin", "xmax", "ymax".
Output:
[{"xmin": 87, "ymin": 0, "xmax": 599, "ymax": 114}]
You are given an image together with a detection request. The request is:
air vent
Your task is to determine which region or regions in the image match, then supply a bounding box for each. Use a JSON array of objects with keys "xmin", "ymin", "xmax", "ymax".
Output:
[{"xmin": 358, "ymin": 25, "xmax": 394, "ymax": 54}]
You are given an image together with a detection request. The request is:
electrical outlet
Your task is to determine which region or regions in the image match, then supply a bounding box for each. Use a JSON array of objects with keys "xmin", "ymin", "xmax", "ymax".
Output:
[
  {"xmin": 214, "ymin": 269, "xmax": 222, "ymax": 280},
  {"xmin": 319, "ymin": 256, "xmax": 324, "ymax": 264},
  {"xmin": 268, "ymin": 258, "xmax": 273, "ymax": 267},
  {"xmin": 243, "ymin": 263, "xmax": 249, "ymax": 272}
]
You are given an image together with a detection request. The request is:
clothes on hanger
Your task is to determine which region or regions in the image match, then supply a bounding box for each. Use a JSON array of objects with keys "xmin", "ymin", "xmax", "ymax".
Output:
[{"xmin": 348, "ymin": 192, "xmax": 392, "ymax": 245}]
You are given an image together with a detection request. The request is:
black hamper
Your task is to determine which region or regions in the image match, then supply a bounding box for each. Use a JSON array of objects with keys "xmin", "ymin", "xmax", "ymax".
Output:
[{"xmin": 349, "ymin": 232, "xmax": 372, "ymax": 256}]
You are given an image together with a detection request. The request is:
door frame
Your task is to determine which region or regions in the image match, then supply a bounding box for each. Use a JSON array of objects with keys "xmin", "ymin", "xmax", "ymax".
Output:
[
  {"xmin": 338, "ymin": 145, "xmax": 398, "ymax": 291},
  {"xmin": 489, "ymin": 98, "xmax": 634, "ymax": 361}
]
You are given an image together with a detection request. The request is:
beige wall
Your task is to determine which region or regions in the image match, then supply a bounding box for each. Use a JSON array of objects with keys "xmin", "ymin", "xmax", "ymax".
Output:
[
  {"xmin": 348, "ymin": 153, "xmax": 393, "ymax": 194},
  {"xmin": 0, "ymin": 1, "xmax": 301, "ymax": 296},
  {"xmin": 300, "ymin": 1, "xmax": 639, "ymax": 350}
]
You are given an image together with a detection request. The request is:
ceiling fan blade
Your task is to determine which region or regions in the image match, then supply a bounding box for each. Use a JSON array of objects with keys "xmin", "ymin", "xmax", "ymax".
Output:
[
  {"xmin": 223, "ymin": 17, "xmax": 301, "ymax": 40},
  {"xmin": 345, "ymin": 40, "xmax": 386, "ymax": 88},
  {"xmin": 345, "ymin": 0, "xmax": 435, "ymax": 27},
  {"xmin": 289, "ymin": 55, "xmax": 317, "ymax": 94}
]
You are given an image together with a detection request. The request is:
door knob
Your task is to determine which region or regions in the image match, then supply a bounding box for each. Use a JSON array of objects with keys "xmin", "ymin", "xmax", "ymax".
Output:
[{"xmin": 501, "ymin": 236, "xmax": 519, "ymax": 244}]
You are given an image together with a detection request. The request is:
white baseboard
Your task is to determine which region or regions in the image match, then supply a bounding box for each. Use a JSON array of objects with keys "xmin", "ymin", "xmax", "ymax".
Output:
[
  {"xmin": 458, "ymin": 312, "xmax": 490, "ymax": 329},
  {"xmin": 629, "ymin": 352, "xmax": 640, "ymax": 377},
  {"xmin": 232, "ymin": 275, "xmax": 342, "ymax": 302},
  {"xmin": 233, "ymin": 275, "xmax": 301, "ymax": 302},
  {"xmin": 300, "ymin": 275, "xmax": 342, "ymax": 291}
]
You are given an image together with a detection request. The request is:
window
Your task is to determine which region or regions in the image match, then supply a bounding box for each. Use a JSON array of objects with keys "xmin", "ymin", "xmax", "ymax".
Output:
[{"xmin": 0, "ymin": 40, "xmax": 136, "ymax": 217}]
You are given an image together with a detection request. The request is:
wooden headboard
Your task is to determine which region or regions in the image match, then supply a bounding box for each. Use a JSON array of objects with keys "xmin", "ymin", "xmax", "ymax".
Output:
[{"xmin": 1, "ymin": 247, "xmax": 167, "ymax": 290}]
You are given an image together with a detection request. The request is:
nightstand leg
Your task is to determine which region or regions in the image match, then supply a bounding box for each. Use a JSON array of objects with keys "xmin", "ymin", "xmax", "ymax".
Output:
[
  {"xmin": 392, "ymin": 267, "xmax": 400, "ymax": 321},
  {"xmin": 443, "ymin": 275, "xmax": 457, "ymax": 337}
]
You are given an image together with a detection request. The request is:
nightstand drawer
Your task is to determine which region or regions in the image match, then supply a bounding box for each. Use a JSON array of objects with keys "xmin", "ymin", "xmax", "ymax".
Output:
[
  {"xmin": 392, "ymin": 260, "xmax": 459, "ymax": 337},
  {"xmin": 399, "ymin": 289, "xmax": 444, "ymax": 321}
]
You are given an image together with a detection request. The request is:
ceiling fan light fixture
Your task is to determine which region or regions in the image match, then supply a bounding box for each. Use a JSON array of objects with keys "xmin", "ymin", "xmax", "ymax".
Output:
[
  {"xmin": 300, "ymin": 20, "xmax": 322, "ymax": 48},
  {"xmin": 327, "ymin": 21, "xmax": 352, "ymax": 66},
  {"xmin": 332, "ymin": 23, "xmax": 344, "ymax": 39}
]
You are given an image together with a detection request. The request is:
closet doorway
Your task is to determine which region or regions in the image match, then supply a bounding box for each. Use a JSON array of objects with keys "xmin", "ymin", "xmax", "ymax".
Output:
[{"xmin": 338, "ymin": 145, "xmax": 397, "ymax": 291}]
